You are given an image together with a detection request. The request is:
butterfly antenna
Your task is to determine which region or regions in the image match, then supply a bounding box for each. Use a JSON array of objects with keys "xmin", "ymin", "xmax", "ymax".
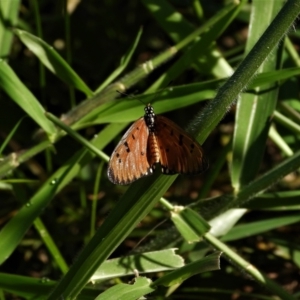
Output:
[
  {"xmin": 116, "ymin": 89, "xmax": 148, "ymax": 106},
  {"xmin": 146, "ymin": 80, "xmax": 174, "ymax": 105},
  {"xmin": 117, "ymin": 80, "xmax": 173, "ymax": 106},
  {"xmin": 116, "ymin": 90, "xmax": 131, "ymax": 97}
]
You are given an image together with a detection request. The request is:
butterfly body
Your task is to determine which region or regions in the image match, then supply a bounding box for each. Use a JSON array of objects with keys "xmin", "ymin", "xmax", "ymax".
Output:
[{"xmin": 107, "ymin": 104, "xmax": 208, "ymax": 185}]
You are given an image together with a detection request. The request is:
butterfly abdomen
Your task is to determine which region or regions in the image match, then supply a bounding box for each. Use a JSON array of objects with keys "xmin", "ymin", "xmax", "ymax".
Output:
[{"xmin": 147, "ymin": 132, "xmax": 160, "ymax": 167}]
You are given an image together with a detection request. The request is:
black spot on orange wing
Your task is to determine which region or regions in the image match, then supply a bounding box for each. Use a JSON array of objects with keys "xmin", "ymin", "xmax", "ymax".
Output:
[{"xmin": 107, "ymin": 118, "xmax": 152, "ymax": 185}]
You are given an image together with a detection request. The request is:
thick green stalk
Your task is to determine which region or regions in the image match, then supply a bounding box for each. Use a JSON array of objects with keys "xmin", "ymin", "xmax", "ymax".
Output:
[{"xmin": 194, "ymin": 0, "xmax": 300, "ymax": 142}]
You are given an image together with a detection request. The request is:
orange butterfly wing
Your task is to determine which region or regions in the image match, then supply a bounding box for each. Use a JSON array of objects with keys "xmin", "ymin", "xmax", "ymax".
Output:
[
  {"xmin": 154, "ymin": 116, "xmax": 208, "ymax": 175},
  {"xmin": 107, "ymin": 118, "xmax": 153, "ymax": 185}
]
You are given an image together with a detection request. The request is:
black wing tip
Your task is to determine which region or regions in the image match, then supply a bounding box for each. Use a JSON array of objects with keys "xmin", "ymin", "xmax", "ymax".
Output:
[{"xmin": 107, "ymin": 168, "xmax": 129, "ymax": 185}]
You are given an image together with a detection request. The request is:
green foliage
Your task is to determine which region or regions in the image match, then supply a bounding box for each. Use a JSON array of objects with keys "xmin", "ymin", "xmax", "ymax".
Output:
[{"xmin": 0, "ymin": 0, "xmax": 300, "ymax": 299}]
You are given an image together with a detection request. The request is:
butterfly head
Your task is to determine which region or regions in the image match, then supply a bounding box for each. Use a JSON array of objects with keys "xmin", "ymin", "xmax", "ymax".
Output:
[{"xmin": 144, "ymin": 104, "xmax": 156, "ymax": 132}]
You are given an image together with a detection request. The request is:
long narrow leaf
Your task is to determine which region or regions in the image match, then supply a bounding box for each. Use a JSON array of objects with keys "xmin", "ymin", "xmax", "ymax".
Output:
[
  {"xmin": 0, "ymin": 61, "xmax": 57, "ymax": 140},
  {"xmin": 13, "ymin": 29, "xmax": 93, "ymax": 97}
]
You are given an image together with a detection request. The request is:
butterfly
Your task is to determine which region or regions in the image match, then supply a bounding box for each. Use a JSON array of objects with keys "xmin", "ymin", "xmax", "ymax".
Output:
[{"xmin": 107, "ymin": 104, "xmax": 208, "ymax": 185}]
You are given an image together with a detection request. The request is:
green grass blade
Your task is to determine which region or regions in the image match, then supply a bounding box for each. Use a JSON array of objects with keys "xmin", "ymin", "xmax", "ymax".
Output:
[
  {"xmin": 0, "ymin": 273, "xmax": 99, "ymax": 299},
  {"xmin": 95, "ymin": 28, "xmax": 143, "ymax": 93},
  {"xmin": 193, "ymin": 0, "xmax": 300, "ymax": 143},
  {"xmin": 0, "ymin": 124, "xmax": 123, "ymax": 265},
  {"xmin": 47, "ymin": 174, "xmax": 176, "ymax": 299},
  {"xmin": 0, "ymin": 1, "xmax": 20, "ymax": 58},
  {"xmin": 0, "ymin": 60, "xmax": 57, "ymax": 140},
  {"xmin": 13, "ymin": 29, "xmax": 93, "ymax": 97},
  {"xmin": 152, "ymin": 252, "xmax": 221, "ymax": 287},
  {"xmin": 142, "ymin": 0, "xmax": 195, "ymax": 42},
  {"xmin": 269, "ymin": 124, "xmax": 294, "ymax": 157},
  {"xmin": 171, "ymin": 207, "xmax": 210, "ymax": 243},
  {"xmin": 246, "ymin": 191, "xmax": 300, "ymax": 210},
  {"xmin": 75, "ymin": 82, "xmax": 216, "ymax": 127},
  {"xmin": 91, "ymin": 249, "xmax": 184, "ymax": 281},
  {"xmin": 148, "ymin": 1, "xmax": 242, "ymax": 91},
  {"xmin": 249, "ymin": 67, "xmax": 300, "ymax": 88},
  {"xmin": 206, "ymin": 151, "xmax": 300, "ymax": 219},
  {"xmin": 209, "ymin": 209, "xmax": 248, "ymax": 237},
  {"xmin": 95, "ymin": 277, "xmax": 155, "ymax": 300},
  {"xmin": 45, "ymin": 112, "xmax": 109, "ymax": 161},
  {"xmin": 222, "ymin": 214, "xmax": 300, "ymax": 242},
  {"xmin": 34, "ymin": 217, "xmax": 69, "ymax": 274},
  {"xmin": 0, "ymin": 116, "xmax": 27, "ymax": 155},
  {"xmin": 0, "ymin": 141, "xmax": 51, "ymax": 179},
  {"xmin": 231, "ymin": 0, "xmax": 283, "ymax": 191}
]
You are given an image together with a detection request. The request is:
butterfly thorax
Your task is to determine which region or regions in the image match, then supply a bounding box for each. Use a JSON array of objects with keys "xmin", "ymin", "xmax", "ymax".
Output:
[{"xmin": 144, "ymin": 104, "xmax": 156, "ymax": 133}]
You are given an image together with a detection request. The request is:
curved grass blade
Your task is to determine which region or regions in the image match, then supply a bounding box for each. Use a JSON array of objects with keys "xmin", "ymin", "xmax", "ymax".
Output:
[
  {"xmin": 0, "ymin": 60, "xmax": 57, "ymax": 140},
  {"xmin": 13, "ymin": 29, "xmax": 93, "ymax": 97},
  {"xmin": 91, "ymin": 249, "xmax": 184, "ymax": 281},
  {"xmin": 95, "ymin": 28, "xmax": 143, "ymax": 93},
  {"xmin": 152, "ymin": 252, "xmax": 221, "ymax": 287},
  {"xmin": 0, "ymin": 124, "xmax": 123, "ymax": 265},
  {"xmin": 231, "ymin": 0, "xmax": 284, "ymax": 191},
  {"xmin": 95, "ymin": 277, "xmax": 154, "ymax": 300}
]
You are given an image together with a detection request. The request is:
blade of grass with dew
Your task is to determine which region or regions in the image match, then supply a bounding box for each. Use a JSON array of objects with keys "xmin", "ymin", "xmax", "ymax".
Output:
[
  {"xmin": 231, "ymin": 0, "xmax": 284, "ymax": 191},
  {"xmin": 13, "ymin": 29, "xmax": 93, "ymax": 97},
  {"xmin": 0, "ymin": 123, "xmax": 125, "ymax": 265}
]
